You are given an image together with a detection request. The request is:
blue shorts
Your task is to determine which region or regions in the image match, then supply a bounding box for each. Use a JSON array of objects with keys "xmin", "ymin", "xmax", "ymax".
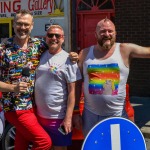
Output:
[
  {"xmin": 37, "ymin": 116, "xmax": 72, "ymax": 146},
  {"xmin": 82, "ymin": 108, "xmax": 128, "ymax": 137}
]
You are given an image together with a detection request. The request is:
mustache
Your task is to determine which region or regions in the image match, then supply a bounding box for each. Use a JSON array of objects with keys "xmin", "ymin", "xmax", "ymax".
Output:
[{"xmin": 102, "ymin": 37, "xmax": 112, "ymax": 40}]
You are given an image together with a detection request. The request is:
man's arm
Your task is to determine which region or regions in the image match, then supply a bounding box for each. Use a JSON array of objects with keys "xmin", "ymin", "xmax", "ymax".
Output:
[
  {"xmin": 0, "ymin": 81, "xmax": 28, "ymax": 93},
  {"xmin": 78, "ymin": 48, "xmax": 90, "ymax": 73},
  {"xmin": 121, "ymin": 43, "xmax": 150, "ymax": 59},
  {"xmin": 76, "ymin": 48, "xmax": 90, "ymax": 104},
  {"xmin": 74, "ymin": 49, "xmax": 87, "ymax": 111},
  {"xmin": 62, "ymin": 82, "xmax": 76, "ymax": 134},
  {"xmin": 72, "ymin": 48, "xmax": 90, "ymax": 130},
  {"xmin": 120, "ymin": 43, "xmax": 150, "ymax": 67},
  {"xmin": 68, "ymin": 49, "xmax": 86, "ymax": 109}
]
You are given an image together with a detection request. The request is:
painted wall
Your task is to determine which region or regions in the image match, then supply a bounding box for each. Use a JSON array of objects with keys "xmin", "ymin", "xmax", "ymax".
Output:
[{"xmin": 115, "ymin": 0, "xmax": 150, "ymax": 96}]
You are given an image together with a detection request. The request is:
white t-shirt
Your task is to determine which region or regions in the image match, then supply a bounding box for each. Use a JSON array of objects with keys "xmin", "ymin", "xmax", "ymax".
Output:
[{"xmin": 35, "ymin": 50, "xmax": 82, "ymax": 119}]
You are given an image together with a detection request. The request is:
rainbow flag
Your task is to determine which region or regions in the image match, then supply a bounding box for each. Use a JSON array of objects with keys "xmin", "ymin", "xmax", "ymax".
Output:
[{"xmin": 87, "ymin": 63, "xmax": 120, "ymax": 95}]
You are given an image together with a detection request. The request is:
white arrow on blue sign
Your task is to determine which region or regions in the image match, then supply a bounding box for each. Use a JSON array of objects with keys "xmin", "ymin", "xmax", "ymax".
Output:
[{"xmin": 82, "ymin": 117, "xmax": 147, "ymax": 150}]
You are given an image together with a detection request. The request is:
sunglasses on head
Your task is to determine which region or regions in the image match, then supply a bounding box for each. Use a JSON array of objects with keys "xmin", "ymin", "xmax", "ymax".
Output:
[{"xmin": 47, "ymin": 33, "xmax": 64, "ymax": 39}]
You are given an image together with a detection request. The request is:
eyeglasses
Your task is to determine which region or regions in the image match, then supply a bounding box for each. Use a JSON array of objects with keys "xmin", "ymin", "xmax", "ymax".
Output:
[
  {"xmin": 15, "ymin": 22, "xmax": 31, "ymax": 28},
  {"xmin": 47, "ymin": 33, "xmax": 64, "ymax": 39}
]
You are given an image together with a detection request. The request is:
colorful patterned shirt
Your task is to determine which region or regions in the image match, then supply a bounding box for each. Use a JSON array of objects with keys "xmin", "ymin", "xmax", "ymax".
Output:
[{"xmin": 0, "ymin": 37, "xmax": 47, "ymax": 112}]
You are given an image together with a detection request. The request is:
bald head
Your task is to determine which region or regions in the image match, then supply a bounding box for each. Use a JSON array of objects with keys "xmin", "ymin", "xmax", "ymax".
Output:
[
  {"xmin": 96, "ymin": 18, "xmax": 116, "ymax": 32},
  {"xmin": 95, "ymin": 18, "xmax": 116, "ymax": 50}
]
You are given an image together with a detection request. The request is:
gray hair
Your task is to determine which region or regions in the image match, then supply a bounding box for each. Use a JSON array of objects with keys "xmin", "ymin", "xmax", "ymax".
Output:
[
  {"xmin": 14, "ymin": 9, "xmax": 33, "ymax": 22},
  {"xmin": 47, "ymin": 24, "xmax": 64, "ymax": 35}
]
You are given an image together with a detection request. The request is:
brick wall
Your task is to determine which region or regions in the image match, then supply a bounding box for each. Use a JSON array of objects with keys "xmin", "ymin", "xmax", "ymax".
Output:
[{"xmin": 115, "ymin": 0, "xmax": 150, "ymax": 96}]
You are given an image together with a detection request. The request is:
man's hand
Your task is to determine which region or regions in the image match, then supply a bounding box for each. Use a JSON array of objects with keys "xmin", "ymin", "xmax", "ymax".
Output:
[
  {"xmin": 13, "ymin": 82, "xmax": 28, "ymax": 93},
  {"xmin": 61, "ymin": 118, "xmax": 72, "ymax": 135},
  {"xmin": 69, "ymin": 52, "xmax": 79, "ymax": 63}
]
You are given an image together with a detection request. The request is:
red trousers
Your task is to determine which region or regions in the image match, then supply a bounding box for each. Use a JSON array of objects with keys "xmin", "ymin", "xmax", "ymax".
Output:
[{"xmin": 5, "ymin": 109, "xmax": 52, "ymax": 150}]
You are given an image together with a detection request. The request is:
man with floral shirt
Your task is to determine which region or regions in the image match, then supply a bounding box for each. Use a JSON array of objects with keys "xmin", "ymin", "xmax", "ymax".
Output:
[{"xmin": 0, "ymin": 10, "xmax": 52, "ymax": 150}]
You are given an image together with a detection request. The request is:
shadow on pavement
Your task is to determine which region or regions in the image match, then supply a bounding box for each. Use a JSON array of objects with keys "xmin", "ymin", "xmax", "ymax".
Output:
[{"xmin": 130, "ymin": 96, "xmax": 150, "ymax": 128}]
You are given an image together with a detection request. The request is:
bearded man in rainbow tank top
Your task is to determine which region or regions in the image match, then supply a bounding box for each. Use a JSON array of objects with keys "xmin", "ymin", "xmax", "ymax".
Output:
[{"xmin": 74, "ymin": 18, "xmax": 150, "ymax": 137}]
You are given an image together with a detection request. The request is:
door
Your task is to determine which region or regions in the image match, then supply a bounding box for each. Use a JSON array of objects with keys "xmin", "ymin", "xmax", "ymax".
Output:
[
  {"xmin": 77, "ymin": 13, "xmax": 112, "ymax": 50},
  {"xmin": 0, "ymin": 19, "xmax": 13, "ymax": 42},
  {"xmin": 83, "ymin": 13, "xmax": 110, "ymax": 48},
  {"xmin": 76, "ymin": 0, "xmax": 115, "ymax": 51}
]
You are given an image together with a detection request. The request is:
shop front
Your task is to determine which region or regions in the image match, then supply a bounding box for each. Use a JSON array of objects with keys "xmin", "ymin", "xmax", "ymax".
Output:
[
  {"xmin": 0, "ymin": 1, "xmax": 116, "ymax": 149},
  {"xmin": 0, "ymin": 0, "xmax": 71, "ymax": 51}
]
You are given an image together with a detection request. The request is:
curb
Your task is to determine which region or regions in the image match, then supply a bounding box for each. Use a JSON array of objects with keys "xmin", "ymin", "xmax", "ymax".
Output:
[
  {"xmin": 141, "ymin": 121, "xmax": 150, "ymax": 139},
  {"xmin": 141, "ymin": 127, "xmax": 150, "ymax": 139}
]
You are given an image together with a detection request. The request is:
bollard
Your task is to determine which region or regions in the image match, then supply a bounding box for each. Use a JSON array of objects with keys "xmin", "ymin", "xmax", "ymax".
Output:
[{"xmin": 125, "ymin": 84, "xmax": 135, "ymax": 122}]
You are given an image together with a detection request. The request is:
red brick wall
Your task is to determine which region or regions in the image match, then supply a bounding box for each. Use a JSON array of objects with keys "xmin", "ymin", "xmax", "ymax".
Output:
[{"xmin": 115, "ymin": 0, "xmax": 150, "ymax": 96}]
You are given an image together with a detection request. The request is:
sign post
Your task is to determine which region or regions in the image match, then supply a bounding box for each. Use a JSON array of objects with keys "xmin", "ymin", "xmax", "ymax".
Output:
[{"xmin": 82, "ymin": 117, "xmax": 147, "ymax": 150}]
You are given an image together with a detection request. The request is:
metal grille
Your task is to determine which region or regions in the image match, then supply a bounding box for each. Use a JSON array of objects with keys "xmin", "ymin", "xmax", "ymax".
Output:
[{"xmin": 77, "ymin": 0, "xmax": 115, "ymax": 11}]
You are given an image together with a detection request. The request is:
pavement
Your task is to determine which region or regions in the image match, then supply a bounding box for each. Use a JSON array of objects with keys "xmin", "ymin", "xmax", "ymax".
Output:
[{"xmin": 130, "ymin": 96, "xmax": 150, "ymax": 139}]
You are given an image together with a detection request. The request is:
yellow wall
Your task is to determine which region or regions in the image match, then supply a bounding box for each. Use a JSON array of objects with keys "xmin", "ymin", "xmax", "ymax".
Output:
[{"xmin": 0, "ymin": 18, "xmax": 13, "ymax": 37}]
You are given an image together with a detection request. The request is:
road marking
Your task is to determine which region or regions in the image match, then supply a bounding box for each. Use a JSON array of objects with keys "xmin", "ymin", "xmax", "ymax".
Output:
[{"xmin": 111, "ymin": 124, "xmax": 121, "ymax": 150}]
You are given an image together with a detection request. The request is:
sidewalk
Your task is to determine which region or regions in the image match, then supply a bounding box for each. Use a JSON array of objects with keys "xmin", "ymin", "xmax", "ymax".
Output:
[{"xmin": 130, "ymin": 96, "xmax": 150, "ymax": 139}]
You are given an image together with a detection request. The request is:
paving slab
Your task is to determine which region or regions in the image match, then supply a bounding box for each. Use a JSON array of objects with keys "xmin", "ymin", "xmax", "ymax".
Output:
[{"xmin": 130, "ymin": 97, "xmax": 150, "ymax": 139}]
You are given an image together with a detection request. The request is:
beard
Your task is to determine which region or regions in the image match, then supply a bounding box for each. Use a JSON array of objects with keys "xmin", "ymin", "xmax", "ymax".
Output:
[
  {"xmin": 98, "ymin": 37, "xmax": 116, "ymax": 50},
  {"xmin": 14, "ymin": 28, "xmax": 31, "ymax": 40},
  {"xmin": 15, "ymin": 33, "xmax": 28, "ymax": 40}
]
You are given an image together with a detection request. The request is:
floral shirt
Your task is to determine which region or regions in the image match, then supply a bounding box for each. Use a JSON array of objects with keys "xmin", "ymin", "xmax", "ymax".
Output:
[{"xmin": 0, "ymin": 37, "xmax": 47, "ymax": 112}]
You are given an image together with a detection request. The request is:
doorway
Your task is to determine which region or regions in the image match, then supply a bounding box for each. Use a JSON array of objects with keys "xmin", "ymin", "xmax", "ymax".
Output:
[
  {"xmin": 76, "ymin": 0, "xmax": 115, "ymax": 51},
  {"xmin": 0, "ymin": 19, "xmax": 13, "ymax": 42}
]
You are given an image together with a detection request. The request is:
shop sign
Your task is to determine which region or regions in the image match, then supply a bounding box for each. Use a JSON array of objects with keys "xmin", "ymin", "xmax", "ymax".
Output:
[{"xmin": 0, "ymin": 0, "xmax": 55, "ymax": 18}]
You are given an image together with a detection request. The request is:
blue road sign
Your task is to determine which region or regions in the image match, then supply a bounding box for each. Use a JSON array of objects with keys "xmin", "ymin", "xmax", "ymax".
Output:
[{"xmin": 82, "ymin": 117, "xmax": 147, "ymax": 150}]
